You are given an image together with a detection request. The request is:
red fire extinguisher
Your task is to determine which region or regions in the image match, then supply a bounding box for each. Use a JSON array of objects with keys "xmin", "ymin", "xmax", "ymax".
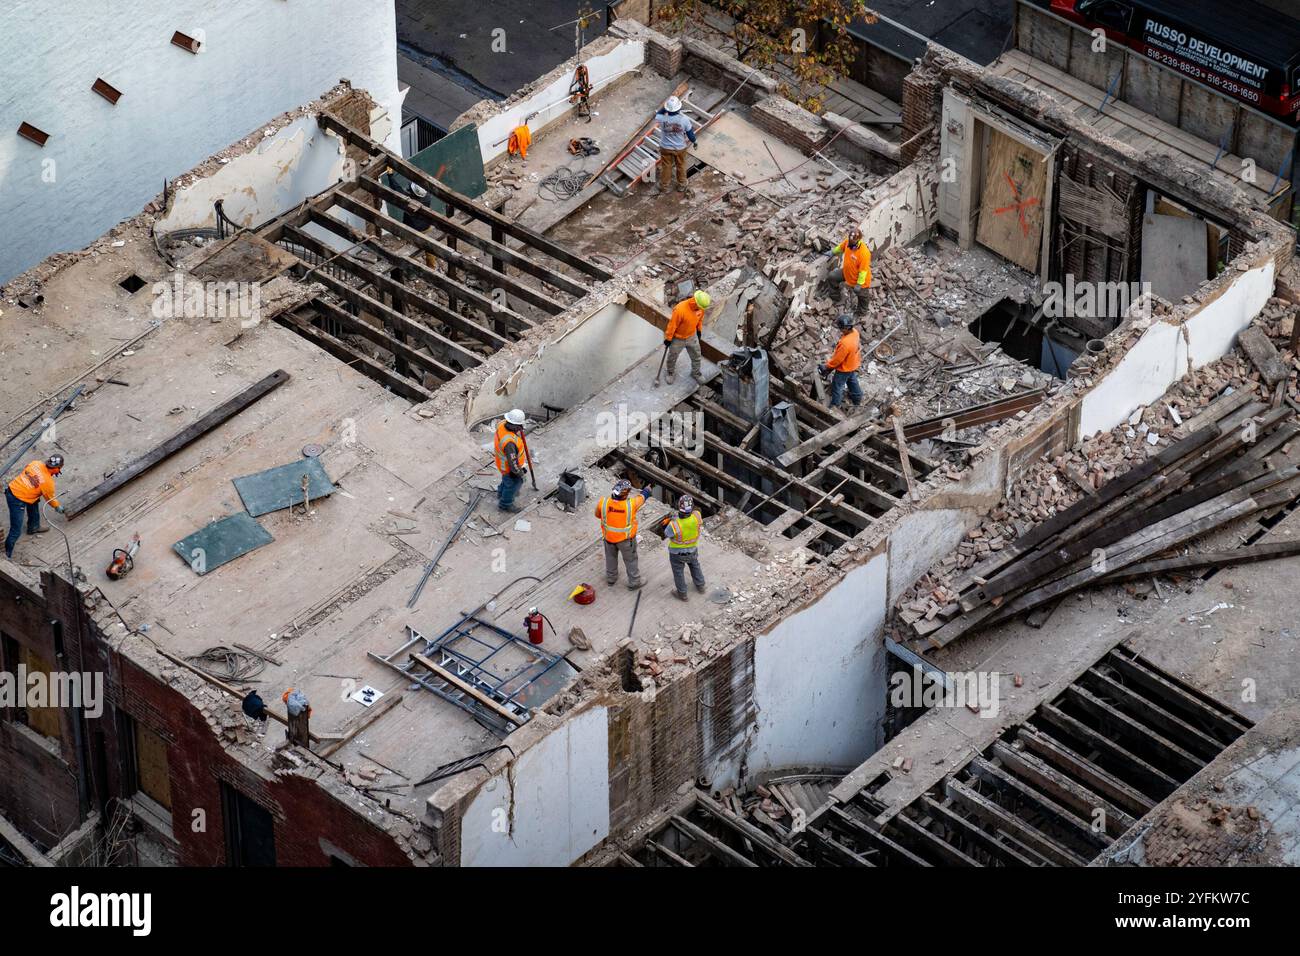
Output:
[{"xmin": 524, "ymin": 607, "xmax": 552, "ymax": 645}]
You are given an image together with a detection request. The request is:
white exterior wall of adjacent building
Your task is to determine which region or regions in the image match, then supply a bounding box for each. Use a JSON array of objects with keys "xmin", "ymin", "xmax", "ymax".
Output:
[{"xmin": 0, "ymin": 0, "xmax": 404, "ymax": 283}]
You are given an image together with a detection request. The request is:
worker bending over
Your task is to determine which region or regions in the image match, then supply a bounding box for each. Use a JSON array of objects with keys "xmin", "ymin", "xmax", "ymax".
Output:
[
  {"xmin": 664, "ymin": 290, "xmax": 710, "ymax": 384},
  {"xmin": 829, "ymin": 228, "xmax": 872, "ymax": 316},
  {"xmin": 595, "ymin": 479, "xmax": 650, "ymax": 590},
  {"xmin": 654, "ymin": 95, "xmax": 697, "ymax": 196},
  {"xmin": 6, "ymin": 455, "xmax": 64, "ymax": 560},
  {"xmin": 493, "ymin": 409, "xmax": 529, "ymax": 513},
  {"xmin": 657, "ymin": 494, "xmax": 706, "ymax": 601},
  {"xmin": 822, "ymin": 314, "xmax": 864, "ymax": 408}
]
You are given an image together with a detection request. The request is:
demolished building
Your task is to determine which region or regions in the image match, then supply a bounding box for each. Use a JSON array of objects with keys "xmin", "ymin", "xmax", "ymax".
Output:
[{"xmin": 1, "ymin": 6, "xmax": 1298, "ymax": 869}]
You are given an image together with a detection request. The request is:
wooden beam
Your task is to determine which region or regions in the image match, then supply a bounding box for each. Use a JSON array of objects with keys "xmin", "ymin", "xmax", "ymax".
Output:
[
  {"xmin": 1101, "ymin": 650, "xmax": 1250, "ymax": 742},
  {"xmin": 893, "ymin": 416, "xmax": 919, "ymax": 501},
  {"xmin": 1100, "ymin": 538, "xmax": 1300, "ymax": 583},
  {"xmin": 886, "ymin": 810, "xmax": 983, "ymax": 866},
  {"xmin": 66, "ymin": 370, "xmax": 289, "ymax": 517},
  {"xmin": 410, "ymin": 652, "xmax": 525, "ymax": 727},
  {"xmin": 289, "ymin": 257, "xmax": 483, "ymax": 370},
  {"xmin": 283, "ymin": 223, "xmax": 511, "ymax": 351},
  {"xmin": 1014, "ymin": 726, "xmax": 1154, "ymax": 818},
  {"xmin": 355, "ymin": 177, "xmax": 591, "ymax": 298},
  {"xmin": 1081, "ymin": 668, "xmax": 1223, "ymax": 760},
  {"xmin": 318, "ymin": 112, "xmax": 613, "ymax": 280},
  {"xmin": 693, "ymin": 793, "xmax": 812, "ymax": 866},
  {"xmin": 330, "ymin": 192, "xmax": 566, "ymax": 314},
  {"xmin": 776, "ymin": 411, "xmax": 878, "ymax": 468},
  {"xmin": 824, "ymin": 805, "xmax": 932, "ymax": 866},
  {"xmin": 306, "ymin": 208, "xmax": 534, "ymax": 332},
  {"xmin": 1036, "ymin": 703, "xmax": 1178, "ymax": 797},
  {"xmin": 990, "ymin": 741, "xmax": 1135, "ymax": 836},
  {"xmin": 307, "ymin": 297, "xmax": 457, "ymax": 382},
  {"xmin": 944, "ymin": 778, "xmax": 1085, "ymax": 866},
  {"xmin": 277, "ymin": 313, "xmax": 434, "ymax": 403},
  {"xmin": 918, "ymin": 795, "xmax": 1041, "ymax": 866},
  {"xmin": 668, "ymin": 814, "xmax": 758, "ymax": 867}
]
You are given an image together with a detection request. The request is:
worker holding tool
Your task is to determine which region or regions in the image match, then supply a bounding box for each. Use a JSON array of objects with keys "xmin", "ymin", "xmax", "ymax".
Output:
[
  {"xmin": 822, "ymin": 314, "xmax": 864, "ymax": 408},
  {"xmin": 493, "ymin": 409, "xmax": 529, "ymax": 513},
  {"xmin": 5, "ymin": 455, "xmax": 65, "ymax": 560},
  {"xmin": 657, "ymin": 494, "xmax": 706, "ymax": 601},
  {"xmin": 663, "ymin": 290, "xmax": 710, "ymax": 384},
  {"xmin": 654, "ymin": 95, "xmax": 697, "ymax": 196},
  {"xmin": 828, "ymin": 227, "xmax": 872, "ymax": 316},
  {"xmin": 595, "ymin": 479, "xmax": 651, "ymax": 590}
]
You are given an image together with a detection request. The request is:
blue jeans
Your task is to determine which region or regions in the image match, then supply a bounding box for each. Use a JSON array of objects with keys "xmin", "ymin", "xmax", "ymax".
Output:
[
  {"xmin": 5, "ymin": 487, "xmax": 40, "ymax": 558},
  {"xmin": 669, "ymin": 548, "xmax": 706, "ymax": 595},
  {"xmin": 497, "ymin": 472, "xmax": 523, "ymax": 510},
  {"xmin": 830, "ymin": 371, "xmax": 864, "ymax": 407}
]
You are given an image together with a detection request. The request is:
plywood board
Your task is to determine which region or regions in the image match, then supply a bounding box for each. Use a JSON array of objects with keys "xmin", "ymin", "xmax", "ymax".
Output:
[
  {"xmin": 232, "ymin": 456, "xmax": 335, "ymax": 517},
  {"xmin": 1141, "ymin": 212, "xmax": 1208, "ymax": 303},
  {"xmin": 976, "ymin": 124, "xmax": 1047, "ymax": 273},
  {"xmin": 173, "ymin": 513, "xmax": 274, "ymax": 575}
]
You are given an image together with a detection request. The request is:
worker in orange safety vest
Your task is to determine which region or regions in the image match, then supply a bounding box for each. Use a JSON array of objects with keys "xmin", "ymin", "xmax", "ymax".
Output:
[
  {"xmin": 595, "ymin": 479, "xmax": 651, "ymax": 590},
  {"xmin": 663, "ymin": 290, "xmax": 710, "ymax": 384},
  {"xmin": 494, "ymin": 409, "xmax": 529, "ymax": 513},
  {"xmin": 820, "ymin": 314, "xmax": 864, "ymax": 408},
  {"xmin": 6, "ymin": 454, "xmax": 64, "ymax": 560},
  {"xmin": 828, "ymin": 227, "xmax": 872, "ymax": 316}
]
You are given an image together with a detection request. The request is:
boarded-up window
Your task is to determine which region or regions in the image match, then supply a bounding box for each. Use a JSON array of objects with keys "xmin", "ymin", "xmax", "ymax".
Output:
[
  {"xmin": 134, "ymin": 722, "xmax": 173, "ymax": 810},
  {"xmin": 17, "ymin": 645, "xmax": 62, "ymax": 740}
]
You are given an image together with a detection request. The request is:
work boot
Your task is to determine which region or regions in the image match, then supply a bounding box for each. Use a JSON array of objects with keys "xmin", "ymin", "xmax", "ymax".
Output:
[
  {"xmin": 606, "ymin": 576, "xmax": 618, "ymax": 587},
  {"xmin": 627, "ymin": 578, "xmax": 645, "ymax": 591},
  {"xmin": 27, "ymin": 526, "xmax": 49, "ymax": 535},
  {"xmin": 498, "ymin": 503, "xmax": 521, "ymax": 514},
  {"xmin": 691, "ymin": 371, "xmax": 705, "ymax": 383},
  {"xmin": 678, "ymin": 185, "xmax": 693, "ymax": 198},
  {"xmin": 672, "ymin": 589, "xmax": 688, "ymax": 602},
  {"xmin": 695, "ymin": 582, "xmax": 707, "ymax": 594},
  {"xmin": 665, "ymin": 372, "xmax": 676, "ymax": 385}
]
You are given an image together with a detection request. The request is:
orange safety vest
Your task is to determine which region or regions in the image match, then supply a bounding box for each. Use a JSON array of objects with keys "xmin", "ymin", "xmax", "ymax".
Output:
[
  {"xmin": 596, "ymin": 495, "xmax": 642, "ymax": 543},
  {"xmin": 8, "ymin": 460, "xmax": 60, "ymax": 508},
  {"xmin": 508, "ymin": 125, "xmax": 532, "ymax": 159},
  {"xmin": 837, "ymin": 239, "xmax": 872, "ymax": 288},
  {"xmin": 493, "ymin": 421, "xmax": 525, "ymax": 475},
  {"xmin": 666, "ymin": 299, "xmax": 704, "ymax": 340},
  {"xmin": 827, "ymin": 328, "xmax": 862, "ymax": 373}
]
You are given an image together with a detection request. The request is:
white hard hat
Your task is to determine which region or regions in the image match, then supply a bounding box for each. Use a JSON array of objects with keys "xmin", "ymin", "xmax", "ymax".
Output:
[
  {"xmin": 664, "ymin": 95, "xmax": 682, "ymax": 112},
  {"xmin": 410, "ymin": 183, "xmax": 428, "ymax": 199},
  {"xmin": 504, "ymin": 408, "xmax": 526, "ymax": 426}
]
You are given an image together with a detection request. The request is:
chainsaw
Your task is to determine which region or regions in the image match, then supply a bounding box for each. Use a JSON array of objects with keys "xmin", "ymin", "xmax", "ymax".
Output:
[{"xmin": 106, "ymin": 533, "xmax": 141, "ymax": 580}]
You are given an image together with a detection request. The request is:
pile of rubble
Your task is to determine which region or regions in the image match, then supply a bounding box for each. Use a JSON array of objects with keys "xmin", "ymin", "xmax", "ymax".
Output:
[{"xmin": 895, "ymin": 329, "xmax": 1293, "ymax": 627}]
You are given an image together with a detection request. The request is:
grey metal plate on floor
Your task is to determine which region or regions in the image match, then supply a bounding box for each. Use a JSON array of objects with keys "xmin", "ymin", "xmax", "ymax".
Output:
[
  {"xmin": 232, "ymin": 457, "xmax": 335, "ymax": 517},
  {"xmin": 173, "ymin": 513, "xmax": 274, "ymax": 575}
]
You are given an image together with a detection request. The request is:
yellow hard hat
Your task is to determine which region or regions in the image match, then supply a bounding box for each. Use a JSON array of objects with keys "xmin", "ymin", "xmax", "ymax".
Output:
[{"xmin": 694, "ymin": 290, "xmax": 711, "ymax": 309}]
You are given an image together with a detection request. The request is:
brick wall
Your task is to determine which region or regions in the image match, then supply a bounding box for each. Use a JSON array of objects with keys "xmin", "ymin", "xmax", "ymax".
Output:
[
  {"xmin": 749, "ymin": 95, "xmax": 830, "ymax": 155},
  {"xmin": 681, "ymin": 38, "xmax": 778, "ymax": 106},
  {"xmin": 900, "ymin": 67, "xmax": 943, "ymax": 165}
]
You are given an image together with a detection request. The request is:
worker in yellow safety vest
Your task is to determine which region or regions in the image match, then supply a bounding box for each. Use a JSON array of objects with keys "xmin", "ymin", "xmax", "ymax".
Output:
[
  {"xmin": 6, "ymin": 455, "xmax": 64, "ymax": 560},
  {"xmin": 594, "ymin": 479, "xmax": 650, "ymax": 590},
  {"xmin": 828, "ymin": 227, "xmax": 872, "ymax": 316},
  {"xmin": 494, "ymin": 409, "xmax": 528, "ymax": 513},
  {"xmin": 657, "ymin": 494, "xmax": 706, "ymax": 601}
]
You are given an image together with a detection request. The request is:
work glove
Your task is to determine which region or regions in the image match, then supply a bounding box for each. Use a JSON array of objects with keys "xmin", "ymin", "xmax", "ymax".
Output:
[
  {"xmin": 819, "ymin": 365, "xmax": 833, "ymax": 380},
  {"xmin": 664, "ymin": 339, "xmax": 672, "ymax": 347}
]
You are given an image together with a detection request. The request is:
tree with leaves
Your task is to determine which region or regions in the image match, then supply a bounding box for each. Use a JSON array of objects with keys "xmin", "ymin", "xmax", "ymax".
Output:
[{"xmin": 653, "ymin": 0, "xmax": 878, "ymax": 113}]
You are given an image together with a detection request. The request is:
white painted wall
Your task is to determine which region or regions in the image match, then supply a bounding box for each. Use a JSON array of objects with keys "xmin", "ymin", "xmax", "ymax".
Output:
[
  {"xmin": 855, "ymin": 161, "xmax": 939, "ymax": 255},
  {"xmin": 1078, "ymin": 260, "xmax": 1276, "ymax": 436},
  {"xmin": 0, "ymin": 0, "xmax": 403, "ymax": 283},
  {"xmin": 747, "ymin": 552, "xmax": 890, "ymax": 775},
  {"xmin": 155, "ymin": 117, "xmax": 349, "ymax": 232},
  {"xmin": 467, "ymin": 302, "xmax": 663, "ymax": 423},
  {"xmin": 475, "ymin": 40, "xmax": 646, "ymax": 163},
  {"xmin": 459, "ymin": 706, "xmax": 610, "ymax": 867}
]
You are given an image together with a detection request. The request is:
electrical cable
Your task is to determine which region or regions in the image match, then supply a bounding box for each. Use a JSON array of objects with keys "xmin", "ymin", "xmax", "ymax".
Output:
[{"xmin": 539, "ymin": 163, "xmax": 591, "ymax": 202}]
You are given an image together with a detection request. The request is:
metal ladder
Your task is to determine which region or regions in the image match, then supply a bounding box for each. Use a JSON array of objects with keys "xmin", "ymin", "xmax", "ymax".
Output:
[{"xmin": 599, "ymin": 96, "xmax": 717, "ymax": 196}]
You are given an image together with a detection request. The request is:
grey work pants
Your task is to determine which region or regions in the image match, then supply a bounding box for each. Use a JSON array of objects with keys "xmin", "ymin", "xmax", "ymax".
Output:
[
  {"xmin": 840, "ymin": 282, "xmax": 870, "ymax": 316},
  {"xmin": 604, "ymin": 538, "xmax": 642, "ymax": 587},
  {"xmin": 669, "ymin": 548, "xmax": 706, "ymax": 595},
  {"xmin": 666, "ymin": 336, "xmax": 702, "ymax": 379}
]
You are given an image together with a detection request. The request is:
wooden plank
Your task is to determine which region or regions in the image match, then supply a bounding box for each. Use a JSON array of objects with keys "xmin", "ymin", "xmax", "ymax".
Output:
[
  {"xmin": 1035, "ymin": 704, "xmax": 1178, "ymax": 797},
  {"xmin": 886, "ymin": 811, "xmax": 983, "ymax": 866},
  {"xmin": 317, "ymin": 691, "xmax": 404, "ymax": 758},
  {"xmin": 776, "ymin": 412, "xmax": 879, "ymax": 467},
  {"xmin": 943, "ymin": 778, "xmax": 1084, "ymax": 866},
  {"xmin": 1101, "ymin": 538, "xmax": 1300, "ymax": 582},
  {"xmin": 668, "ymin": 814, "xmax": 757, "ymax": 867},
  {"xmin": 278, "ymin": 313, "xmax": 435, "ymax": 403},
  {"xmin": 353, "ymin": 178, "xmax": 590, "ymax": 299},
  {"xmin": 306, "ymin": 208, "xmax": 533, "ymax": 331},
  {"xmin": 318, "ymin": 113, "xmax": 613, "ymax": 280},
  {"xmin": 646, "ymin": 840, "xmax": 694, "ymax": 867},
  {"xmin": 693, "ymin": 793, "xmax": 812, "ymax": 866},
  {"xmin": 1238, "ymin": 327, "xmax": 1288, "ymax": 386},
  {"xmin": 410, "ymin": 652, "xmax": 525, "ymax": 727},
  {"xmin": 307, "ymin": 297, "xmax": 457, "ymax": 382},
  {"xmin": 893, "ymin": 416, "xmax": 919, "ymax": 502},
  {"xmin": 283, "ymin": 224, "xmax": 511, "ymax": 351},
  {"xmin": 330, "ymin": 192, "xmax": 566, "ymax": 314},
  {"xmin": 1063, "ymin": 685, "xmax": 1202, "ymax": 775},
  {"xmin": 66, "ymin": 370, "xmax": 289, "ymax": 517},
  {"xmin": 825, "ymin": 805, "xmax": 932, "ymax": 867},
  {"xmin": 1084, "ymin": 667, "xmax": 1224, "ymax": 758},
  {"xmin": 990, "ymin": 740, "xmax": 1135, "ymax": 836},
  {"xmin": 919, "ymin": 795, "xmax": 1042, "ymax": 867},
  {"xmin": 1015, "ymin": 726, "xmax": 1155, "ymax": 818},
  {"xmin": 1103, "ymin": 650, "xmax": 1250, "ymax": 740}
]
